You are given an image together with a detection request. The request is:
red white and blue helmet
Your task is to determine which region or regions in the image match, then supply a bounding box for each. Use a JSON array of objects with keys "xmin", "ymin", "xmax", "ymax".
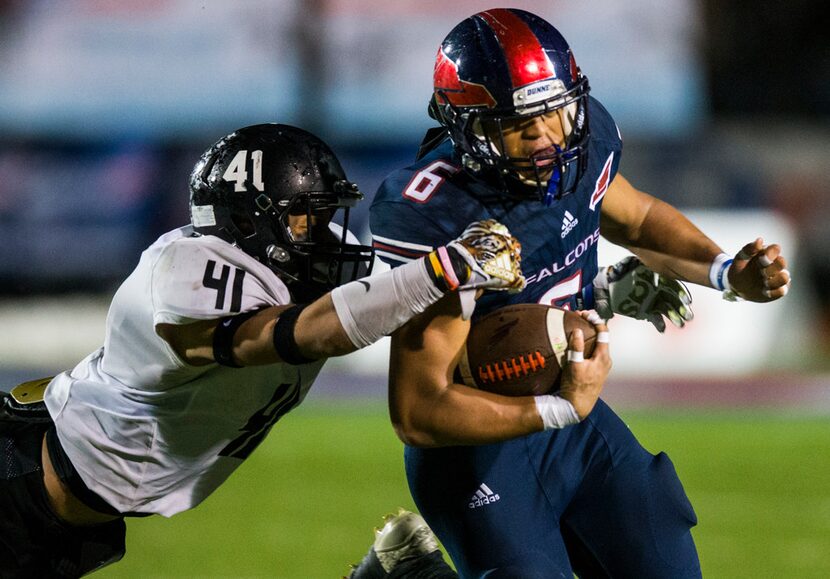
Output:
[{"xmin": 430, "ymin": 8, "xmax": 590, "ymax": 203}]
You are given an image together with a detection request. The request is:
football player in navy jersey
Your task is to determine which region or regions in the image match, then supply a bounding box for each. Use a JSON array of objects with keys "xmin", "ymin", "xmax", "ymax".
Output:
[{"xmin": 360, "ymin": 8, "xmax": 792, "ymax": 578}]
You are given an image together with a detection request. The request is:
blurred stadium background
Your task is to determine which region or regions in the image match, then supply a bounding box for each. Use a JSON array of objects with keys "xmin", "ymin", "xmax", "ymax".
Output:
[{"xmin": 0, "ymin": 0, "xmax": 828, "ymax": 577}]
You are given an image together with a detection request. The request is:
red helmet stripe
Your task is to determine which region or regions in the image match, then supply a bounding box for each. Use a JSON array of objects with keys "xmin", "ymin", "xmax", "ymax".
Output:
[
  {"xmin": 478, "ymin": 9, "xmax": 555, "ymax": 88},
  {"xmin": 569, "ymin": 52, "xmax": 579, "ymax": 83},
  {"xmin": 434, "ymin": 47, "xmax": 497, "ymax": 107}
]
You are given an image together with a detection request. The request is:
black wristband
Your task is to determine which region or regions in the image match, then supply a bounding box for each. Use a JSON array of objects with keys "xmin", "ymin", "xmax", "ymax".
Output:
[
  {"xmin": 212, "ymin": 309, "xmax": 262, "ymax": 367},
  {"xmin": 273, "ymin": 304, "xmax": 317, "ymax": 365}
]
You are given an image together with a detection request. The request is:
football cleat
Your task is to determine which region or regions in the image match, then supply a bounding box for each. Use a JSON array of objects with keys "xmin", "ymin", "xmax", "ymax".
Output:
[{"xmin": 348, "ymin": 509, "xmax": 441, "ymax": 578}]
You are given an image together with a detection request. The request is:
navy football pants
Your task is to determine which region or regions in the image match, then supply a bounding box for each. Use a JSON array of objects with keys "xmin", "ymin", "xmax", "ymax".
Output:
[{"xmin": 405, "ymin": 400, "xmax": 701, "ymax": 578}]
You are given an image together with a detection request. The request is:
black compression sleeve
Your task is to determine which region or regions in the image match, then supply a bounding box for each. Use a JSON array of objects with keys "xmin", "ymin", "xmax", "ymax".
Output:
[
  {"xmin": 272, "ymin": 304, "xmax": 316, "ymax": 365},
  {"xmin": 212, "ymin": 309, "xmax": 262, "ymax": 367}
]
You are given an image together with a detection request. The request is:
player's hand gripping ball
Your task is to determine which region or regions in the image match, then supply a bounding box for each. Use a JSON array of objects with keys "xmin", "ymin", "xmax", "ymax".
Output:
[{"xmin": 458, "ymin": 304, "xmax": 597, "ymax": 396}]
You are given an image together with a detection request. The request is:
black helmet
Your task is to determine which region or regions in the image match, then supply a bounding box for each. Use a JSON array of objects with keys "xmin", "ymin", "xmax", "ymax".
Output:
[{"xmin": 189, "ymin": 123, "xmax": 374, "ymax": 300}]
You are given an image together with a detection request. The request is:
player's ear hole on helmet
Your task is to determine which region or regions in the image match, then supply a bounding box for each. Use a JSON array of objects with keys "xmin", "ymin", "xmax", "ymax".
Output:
[{"xmin": 229, "ymin": 208, "xmax": 256, "ymax": 238}]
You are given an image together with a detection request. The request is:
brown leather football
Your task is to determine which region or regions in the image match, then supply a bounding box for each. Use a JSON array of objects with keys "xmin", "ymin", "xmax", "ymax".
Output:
[{"xmin": 458, "ymin": 304, "xmax": 597, "ymax": 396}]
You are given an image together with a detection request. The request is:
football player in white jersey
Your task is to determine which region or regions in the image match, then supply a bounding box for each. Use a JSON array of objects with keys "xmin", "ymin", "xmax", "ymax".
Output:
[{"xmin": 0, "ymin": 123, "xmax": 552, "ymax": 577}]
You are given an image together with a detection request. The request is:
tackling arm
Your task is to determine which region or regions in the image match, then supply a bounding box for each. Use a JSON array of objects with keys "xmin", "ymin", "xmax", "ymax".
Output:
[
  {"xmin": 155, "ymin": 301, "xmax": 347, "ymax": 367},
  {"xmin": 157, "ymin": 219, "xmax": 525, "ymax": 367}
]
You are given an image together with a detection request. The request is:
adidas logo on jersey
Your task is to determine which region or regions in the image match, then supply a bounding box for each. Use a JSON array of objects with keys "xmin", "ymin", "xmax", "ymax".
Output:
[
  {"xmin": 468, "ymin": 483, "xmax": 500, "ymax": 509},
  {"xmin": 561, "ymin": 210, "xmax": 579, "ymax": 238}
]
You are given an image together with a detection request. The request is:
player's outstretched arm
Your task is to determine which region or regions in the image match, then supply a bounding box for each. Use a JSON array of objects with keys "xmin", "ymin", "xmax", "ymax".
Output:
[
  {"xmin": 599, "ymin": 173, "xmax": 792, "ymax": 304},
  {"xmin": 157, "ymin": 220, "xmax": 524, "ymax": 367},
  {"xmin": 387, "ymin": 304, "xmax": 610, "ymax": 447}
]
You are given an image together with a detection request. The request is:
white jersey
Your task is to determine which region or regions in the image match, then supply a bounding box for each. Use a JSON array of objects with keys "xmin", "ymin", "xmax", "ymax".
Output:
[{"xmin": 44, "ymin": 226, "xmax": 325, "ymax": 517}]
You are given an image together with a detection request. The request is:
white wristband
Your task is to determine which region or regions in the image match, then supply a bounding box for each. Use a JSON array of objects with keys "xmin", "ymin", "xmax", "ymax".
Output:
[
  {"xmin": 534, "ymin": 395, "xmax": 580, "ymax": 429},
  {"xmin": 708, "ymin": 253, "xmax": 733, "ymax": 292}
]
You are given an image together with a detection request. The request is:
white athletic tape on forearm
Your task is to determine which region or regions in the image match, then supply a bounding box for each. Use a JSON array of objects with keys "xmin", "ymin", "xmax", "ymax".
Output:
[
  {"xmin": 709, "ymin": 253, "xmax": 733, "ymax": 292},
  {"xmin": 534, "ymin": 395, "xmax": 580, "ymax": 429},
  {"xmin": 596, "ymin": 331, "xmax": 610, "ymax": 344},
  {"xmin": 332, "ymin": 259, "xmax": 444, "ymax": 348}
]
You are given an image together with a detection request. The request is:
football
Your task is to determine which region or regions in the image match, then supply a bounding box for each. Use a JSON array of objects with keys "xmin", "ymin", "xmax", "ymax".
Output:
[{"xmin": 457, "ymin": 304, "xmax": 598, "ymax": 396}]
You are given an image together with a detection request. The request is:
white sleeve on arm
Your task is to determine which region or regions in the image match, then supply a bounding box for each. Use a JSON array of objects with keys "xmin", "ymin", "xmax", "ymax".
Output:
[{"xmin": 330, "ymin": 257, "xmax": 444, "ymax": 348}]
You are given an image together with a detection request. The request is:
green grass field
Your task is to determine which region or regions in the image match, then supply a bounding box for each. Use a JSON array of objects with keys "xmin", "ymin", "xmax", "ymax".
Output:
[{"xmin": 97, "ymin": 401, "xmax": 830, "ymax": 578}]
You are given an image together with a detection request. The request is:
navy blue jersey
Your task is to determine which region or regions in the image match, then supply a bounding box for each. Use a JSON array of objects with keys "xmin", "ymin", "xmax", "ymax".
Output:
[
  {"xmin": 370, "ymin": 96, "xmax": 701, "ymax": 577},
  {"xmin": 370, "ymin": 96, "xmax": 622, "ymax": 317}
]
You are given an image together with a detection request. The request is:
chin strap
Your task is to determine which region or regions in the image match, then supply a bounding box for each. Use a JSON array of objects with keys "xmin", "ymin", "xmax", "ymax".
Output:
[{"xmin": 543, "ymin": 146, "xmax": 564, "ymax": 206}]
